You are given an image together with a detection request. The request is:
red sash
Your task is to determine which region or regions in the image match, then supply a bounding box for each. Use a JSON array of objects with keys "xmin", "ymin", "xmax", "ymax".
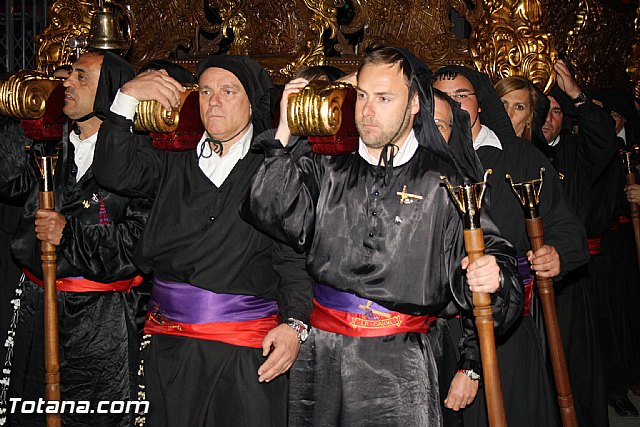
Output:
[
  {"xmin": 310, "ymin": 299, "xmax": 432, "ymax": 338},
  {"xmin": 144, "ymin": 314, "xmax": 279, "ymax": 349},
  {"xmin": 587, "ymin": 237, "xmax": 602, "ymax": 255},
  {"xmin": 24, "ymin": 269, "xmax": 141, "ymax": 293}
]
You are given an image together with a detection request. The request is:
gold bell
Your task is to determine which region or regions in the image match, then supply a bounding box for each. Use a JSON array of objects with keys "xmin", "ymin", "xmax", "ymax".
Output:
[{"xmin": 88, "ymin": 0, "xmax": 132, "ymax": 51}]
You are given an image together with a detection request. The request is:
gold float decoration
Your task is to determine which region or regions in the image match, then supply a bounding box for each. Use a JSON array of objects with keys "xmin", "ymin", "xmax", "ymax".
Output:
[
  {"xmin": 0, "ymin": 71, "xmax": 62, "ymax": 119},
  {"xmin": 133, "ymin": 84, "xmax": 199, "ymax": 132},
  {"xmin": 287, "ymin": 80, "xmax": 353, "ymax": 136},
  {"xmin": 35, "ymin": 0, "xmax": 96, "ymax": 74},
  {"xmin": 628, "ymin": 2, "xmax": 640, "ymax": 99},
  {"xmin": 469, "ymin": 0, "xmax": 556, "ymax": 92}
]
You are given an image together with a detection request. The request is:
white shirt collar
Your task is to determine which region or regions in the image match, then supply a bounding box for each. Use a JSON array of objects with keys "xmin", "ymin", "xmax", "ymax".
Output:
[
  {"xmin": 549, "ymin": 135, "xmax": 561, "ymax": 147},
  {"xmin": 473, "ymin": 125, "xmax": 503, "ymax": 151},
  {"xmin": 69, "ymin": 131, "xmax": 98, "ymax": 181},
  {"xmin": 196, "ymin": 125, "xmax": 253, "ymax": 186},
  {"xmin": 358, "ymin": 130, "xmax": 418, "ymax": 167},
  {"xmin": 618, "ymin": 127, "xmax": 626, "ymax": 142}
]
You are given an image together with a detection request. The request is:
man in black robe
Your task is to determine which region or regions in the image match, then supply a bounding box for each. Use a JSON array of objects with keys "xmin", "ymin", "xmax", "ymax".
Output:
[
  {"xmin": 245, "ymin": 45, "xmax": 523, "ymax": 426},
  {"xmin": 0, "ymin": 51, "xmax": 149, "ymax": 427},
  {"xmin": 433, "ymin": 65, "xmax": 589, "ymax": 427},
  {"xmin": 92, "ymin": 55, "xmax": 312, "ymax": 427},
  {"xmin": 539, "ymin": 60, "xmax": 617, "ymax": 426}
]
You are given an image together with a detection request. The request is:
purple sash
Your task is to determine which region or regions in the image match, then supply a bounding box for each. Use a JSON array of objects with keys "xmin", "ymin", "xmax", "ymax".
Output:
[
  {"xmin": 517, "ymin": 256, "xmax": 532, "ymax": 285},
  {"xmin": 149, "ymin": 278, "xmax": 279, "ymax": 324},
  {"xmin": 314, "ymin": 283, "xmax": 392, "ymax": 314}
]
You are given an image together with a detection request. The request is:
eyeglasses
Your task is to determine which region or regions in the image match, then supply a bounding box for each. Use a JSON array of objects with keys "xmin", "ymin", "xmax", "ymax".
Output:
[
  {"xmin": 445, "ymin": 92, "xmax": 476, "ymax": 101},
  {"xmin": 434, "ymin": 119, "xmax": 452, "ymax": 132}
]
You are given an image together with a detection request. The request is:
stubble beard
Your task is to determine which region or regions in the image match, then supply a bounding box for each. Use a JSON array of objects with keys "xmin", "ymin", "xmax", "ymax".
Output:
[{"xmin": 357, "ymin": 105, "xmax": 413, "ymax": 150}]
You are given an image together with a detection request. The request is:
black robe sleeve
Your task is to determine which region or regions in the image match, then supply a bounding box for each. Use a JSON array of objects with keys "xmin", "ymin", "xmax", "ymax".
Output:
[
  {"xmin": 0, "ymin": 119, "xmax": 37, "ymax": 201},
  {"xmin": 272, "ymin": 240, "xmax": 313, "ymax": 324},
  {"xmin": 93, "ymin": 111, "xmax": 163, "ymax": 200},
  {"xmin": 573, "ymin": 101, "xmax": 618, "ymax": 181},
  {"xmin": 246, "ymin": 130, "xmax": 322, "ymax": 252},
  {"xmin": 59, "ymin": 196, "xmax": 150, "ymax": 282}
]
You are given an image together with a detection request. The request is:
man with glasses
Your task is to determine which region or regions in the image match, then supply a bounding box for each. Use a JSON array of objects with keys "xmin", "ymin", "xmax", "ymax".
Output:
[{"xmin": 433, "ymin": 66, "xmax": 588, "ymax": 427}]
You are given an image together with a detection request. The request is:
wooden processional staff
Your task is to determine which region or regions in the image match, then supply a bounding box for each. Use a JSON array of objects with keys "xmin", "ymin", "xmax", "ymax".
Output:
[
  {"xmin": 441, "ymin": 169, "xmax": 507, "ymax": 427},
  {"xmin": 621, "ymin": 151, "xmax": 640, "ymax": 267},
  {"xmin": 27, "ymin": 147, "xmax": 61, "ymax": 427},
  {"xmin": 506, "ymin": 168, "xmax": 577, "ymax": 427}
]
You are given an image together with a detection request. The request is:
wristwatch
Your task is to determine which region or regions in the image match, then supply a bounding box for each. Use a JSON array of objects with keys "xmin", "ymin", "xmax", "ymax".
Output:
[
  {"xmin": 458, "ymin": 369, "xmax": 481, "ymax": 381},
  {"xmin": 283, "ymin": 318, "xmax": 309, "ymax": 343},
  {"xmin": 572, "ymin": 92, "xmax": 588, "ymax": 105}
]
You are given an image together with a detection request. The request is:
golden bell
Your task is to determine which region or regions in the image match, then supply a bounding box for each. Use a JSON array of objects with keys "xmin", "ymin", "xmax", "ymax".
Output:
[{"xmin": 88, "ymin": 0, "xmax": 131, "ymax": 51}]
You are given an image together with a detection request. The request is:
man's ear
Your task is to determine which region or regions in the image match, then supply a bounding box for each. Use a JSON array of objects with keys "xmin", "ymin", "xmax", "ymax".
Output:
[{"xmin": 411, "ymin": 93, "xmax": 420, "ymax": 115}]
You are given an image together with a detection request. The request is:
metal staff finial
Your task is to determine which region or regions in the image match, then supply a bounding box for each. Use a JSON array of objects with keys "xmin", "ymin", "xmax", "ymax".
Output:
[
  {"xmin": 440, "ymin": 169, "xmax": 492, "ymax": 229},
  {"xmin": 25, "ymin": 146, "xmax": 59, "ymax": 192},
  {"xmin": 506, "ymin": 168, "xmax": 545, "ymax": 219}
]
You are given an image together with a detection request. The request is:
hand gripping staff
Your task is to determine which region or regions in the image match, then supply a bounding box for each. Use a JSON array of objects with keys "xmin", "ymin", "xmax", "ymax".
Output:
[
  {"xmin": 621, "ymin": 151, "xmax": 640, "ymax": 267},
  {"xmin": 506, "ymin": 168, "xmax": 578, "ymax": 427},
  {"xmin": 26, "ymin": 146, "xmax": 62, "ymax": 427},
  {"xmin": 441, "ymin": 169, "xmax": 507, "ymax": 427}
]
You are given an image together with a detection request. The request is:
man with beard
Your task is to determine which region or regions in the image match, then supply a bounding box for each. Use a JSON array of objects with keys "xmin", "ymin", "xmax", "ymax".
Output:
[
  {"xmin": 92, "ymin": 55, "xmax": 312, "ymax": 427},
  {"xmin": 0, "ymin": 51, "xmax": 149, "ymax": 427},
  {"xmin": 244, "ymin": 45, "xmax": 523, "ymax": 426},
  {"xmin": 433, "ymin": 65, "xmax": 588, "ymax": 427}
]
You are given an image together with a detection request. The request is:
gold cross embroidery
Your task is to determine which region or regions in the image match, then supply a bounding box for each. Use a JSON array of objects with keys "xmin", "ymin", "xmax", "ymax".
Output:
[
  {"xmin": 358, "ymin": 300, "xmax": 391, "ymax": 318},
  {"xmin": 396, "ymin": 185, "xmax": 423, "ymax": 205},
  {"xmin": 82, "ymin": 200, "xmax": 90, "ymax": 209}
]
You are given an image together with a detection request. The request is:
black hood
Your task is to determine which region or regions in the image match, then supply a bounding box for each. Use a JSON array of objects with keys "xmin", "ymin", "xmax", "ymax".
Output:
[
  {"xmin": 197, "ymin": 55, "xmax": 275, "ymax": 135},
  {"xmin": 385, "ymin": 49, "xmax": 483, "ymax": 182},
  {"xmin": 77, "ymin": 51, "xmax": 135, "ymax": 124}
]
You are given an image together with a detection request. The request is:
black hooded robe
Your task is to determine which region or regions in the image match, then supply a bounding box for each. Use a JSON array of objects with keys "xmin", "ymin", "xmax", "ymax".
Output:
[
  {"xmin": 435, "ymin": 65, "xmax": 588, "ymax": 427},
  {"xmin": 0, "ymin": 52, "xmax": 149, "ymax": 427},
  {"xmin": 92, "ymin": 55, "xmax": 313, "ymax": 427},
  {"xmin": 244, "ymin": 49, "xmax": 523, "ymax": 426},
  {"xmin": 550, "ymin": 92, "xmax": 617, "ymax": 427}
]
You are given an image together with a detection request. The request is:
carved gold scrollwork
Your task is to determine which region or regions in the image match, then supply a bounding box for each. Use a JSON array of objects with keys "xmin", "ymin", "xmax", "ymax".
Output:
[
  {"xmin": 277, "ymin": 0, "xmax": 338, "ymax": 77},
  {"xmin": 221, "ymin": 0, "xmax": 249, "ymax": 55},
  {"xmin": 627, "ymin": 2, "xmax": 640, "ymax": 99},
  {"xmin": 35, "ymin": 0, "xmax": 96, "ymax": 73},
  {"xmin": 133, "ymin": 85, "xmax": 199, "ymax": 132},
  {"xmin": 0, "ymin": 71, "xmax": 62, "ymax": 119},
  {"xmin": 469, "ymin": 0, "xmax": 556, "ymax": 92},
  {"xmin": 287, "ymin": 80, "xmax": 352, "ymax": 136}
]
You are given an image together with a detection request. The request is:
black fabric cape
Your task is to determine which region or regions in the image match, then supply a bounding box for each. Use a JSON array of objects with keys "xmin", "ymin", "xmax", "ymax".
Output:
[
  {"xmin": 0, "ymin": 56, "xmax": 147, "ymax": 426},
  {"xmin": 93, "ymin": 54, "xmax": 313, "ymax": 324}
]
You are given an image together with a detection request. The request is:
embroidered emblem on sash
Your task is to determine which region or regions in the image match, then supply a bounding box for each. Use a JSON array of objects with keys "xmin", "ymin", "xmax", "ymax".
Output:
[
  {"xmin": 397, "ymin": 185, "xmax": 423, "ymax": 205},
  {"xmin": 147, "ymin": 303, "xmax": 183, "ymax": 331},
  {"xmin": 350, "ymin": 300, "xmax": 403, "ymax": 329},
  {"xmin": 82, "ymin": 200, "xmax": 90, "ymax": 209}
]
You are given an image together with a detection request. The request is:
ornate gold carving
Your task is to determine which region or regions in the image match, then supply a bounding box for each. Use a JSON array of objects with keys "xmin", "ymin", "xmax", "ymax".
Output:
[
  {"xmin": 0, "ymin": 71, "xmax": 62, "ymax": 119},
  {"xmin": 35, "ymin": 0, "xmax": 96, "ymax": 73},
  {"xmin": 627, "ymin": 3, "xmax": 640, "ymax": 99},
  {"xmin": 134, "ymin": 85, "xmax": 199, "ymax": 132},
  {"xmin": 469, "ymin": 0, "xmax": 556, "ymax": 92},
  {"xmin": 127, "ymin": 1, "xmax": 219, "ymax": 66},
  {"xmin": 220, "ymin": 0, "xmax": 249, "ymax": 55},
  {"xmin": 277, "ymin": 0, "xmax": 338, "ymax": 76},
  {"xmin": 342, "ymin": 0, "xmax": 475, "ymax": 69},
  {"xmin": 542, "ymin": 0, "xmax": 635, "ymax": 92},
  {"xmin": 287, "ymin": 80, "xmax": 353, "ymax": 136}
]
